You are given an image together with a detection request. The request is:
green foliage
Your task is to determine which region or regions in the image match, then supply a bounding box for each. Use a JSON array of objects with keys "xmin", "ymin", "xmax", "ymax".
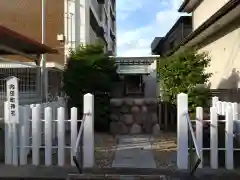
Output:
[
  {"xmin": 157, "ymin": 48, "xmax": 212, "ymax": 113},
  {"xmin": 63, "ymin": 44, "xmax": 118, "ymax": 131}
]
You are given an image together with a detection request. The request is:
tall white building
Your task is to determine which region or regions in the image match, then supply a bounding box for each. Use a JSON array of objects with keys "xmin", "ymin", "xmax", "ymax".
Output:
[{"xmin": 65, "ymin": 0, "xmax": 116, "ymax": 58}]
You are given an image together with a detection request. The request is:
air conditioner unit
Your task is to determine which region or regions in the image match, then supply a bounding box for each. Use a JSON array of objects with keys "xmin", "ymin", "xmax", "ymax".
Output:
[{"xmin": 57, "ymin": 34, "xmax": 65, "ymax": 43}]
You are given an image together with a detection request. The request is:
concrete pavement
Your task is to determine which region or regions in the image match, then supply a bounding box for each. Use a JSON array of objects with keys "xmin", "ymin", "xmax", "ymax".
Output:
[{"xmin": 112, "ymin": 135, "xmax": 158, "ymax": 179}]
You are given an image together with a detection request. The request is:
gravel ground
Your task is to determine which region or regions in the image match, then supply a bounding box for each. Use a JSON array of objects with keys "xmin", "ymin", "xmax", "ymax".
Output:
[
  {"xmin": 94, "ymin": 133, "xmax": 117, "ymax": 168},
  {"xmin": 6, "ymin": 132, "xmax": 117, "ymax": 167},
  {"xmin": 150, "ymin": 132, "xmax": 177, "ymax": 169},
  {"xmin": 29, "ymin": 132, "xmax": 175, "ymax": 168}
]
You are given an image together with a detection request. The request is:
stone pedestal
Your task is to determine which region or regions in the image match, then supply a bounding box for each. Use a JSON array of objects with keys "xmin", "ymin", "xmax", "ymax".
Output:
[{"xmin": 110, "ymin": 98, "xmax": 160, "ymax": 135}]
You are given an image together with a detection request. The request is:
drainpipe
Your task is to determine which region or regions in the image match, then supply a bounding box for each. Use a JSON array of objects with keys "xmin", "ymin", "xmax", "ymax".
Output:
[
  {"xmin": 41, "ymin": 0, "xmax": 48, "ymax": 102},
  {"xmin": 64, "ymin": 0, "xmax": 69, "ymax": 65},
  {"xmin": 70, "ymin": 13, "xmax": 74, "ymax": 49},
  {"xmin": 36, "ymin": 54, "xmax": 42, "ymax": 100}
]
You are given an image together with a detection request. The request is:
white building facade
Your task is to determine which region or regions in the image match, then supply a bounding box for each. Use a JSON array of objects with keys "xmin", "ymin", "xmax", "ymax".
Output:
[
  {"xmin": 178, "ymin": 0, "xmax": 240, "ymax": 90},
  {"xmin": 64, "ymin": 0, "xmax": 116, "ymax": 60}
]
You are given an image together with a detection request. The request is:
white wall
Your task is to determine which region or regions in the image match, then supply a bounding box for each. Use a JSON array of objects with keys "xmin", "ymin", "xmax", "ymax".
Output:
[
  {"xmin": 193, "ymin": 0, "xmax": 230, "ymax": 30},
  {"xmin": 143, "ymin": 60, "xmax": 157, "ymax": 98},
  {"xmin": 199, "ymin": 21, "xmax": 240, "ymax": 89},
  {"xmin": 64, "ymin": 0, "xmax": 90, "ymax": 54},
  {"xmin": 143, "ymin": 71, "xmax": 157, "ymax": 98}
]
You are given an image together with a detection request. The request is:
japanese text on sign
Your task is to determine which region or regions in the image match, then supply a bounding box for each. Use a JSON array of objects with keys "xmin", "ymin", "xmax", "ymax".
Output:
[
  {"xmin": 9, "ymin": 84, "xmax": 16, "ymax": 117},
  {"xmin": 6, "ymin": 76, "xmax": 19, "ymax": 124}
]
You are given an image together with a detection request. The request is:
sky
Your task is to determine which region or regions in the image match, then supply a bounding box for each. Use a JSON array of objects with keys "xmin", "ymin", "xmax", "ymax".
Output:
[{"xmin": 116, "ymin": 0, "xmax": 187, "ymax": 57}]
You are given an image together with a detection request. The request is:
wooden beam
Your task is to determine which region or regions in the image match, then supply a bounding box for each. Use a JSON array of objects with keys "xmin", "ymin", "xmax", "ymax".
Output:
[{"xmin": 0, "ymin": 45, "xmax": 40, "ymax": 64}]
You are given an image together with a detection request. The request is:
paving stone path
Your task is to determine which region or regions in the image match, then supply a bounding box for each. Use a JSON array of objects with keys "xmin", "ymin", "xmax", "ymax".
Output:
[
  {"xmin": 112, "ymin": 135, "xmax": 167, "ymax": 179},
  {"xmin": 112, "ymin": 135, "xmax": 156, "ymax": 169}
]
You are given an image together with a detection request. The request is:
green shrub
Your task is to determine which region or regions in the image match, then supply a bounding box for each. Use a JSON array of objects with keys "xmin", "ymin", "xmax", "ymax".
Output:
[
  {"xmin": 63, "ymin": 44, "xmax": 119, "ymax": 131},
  {"xmin": 157, "ymin": 48, "xmax": 212, "ymax": 113}
]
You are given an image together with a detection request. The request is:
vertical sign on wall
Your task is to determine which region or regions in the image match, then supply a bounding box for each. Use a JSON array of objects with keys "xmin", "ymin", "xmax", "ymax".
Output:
[{"xmin": 6, "ymin": 76, "xmax": 19, "ymax": 124}]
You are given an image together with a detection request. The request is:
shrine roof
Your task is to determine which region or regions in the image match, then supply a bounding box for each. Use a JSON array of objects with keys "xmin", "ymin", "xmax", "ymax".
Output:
[{"xmin": 111, "ymin": 55, "xmax": 159, "ymax": 65}]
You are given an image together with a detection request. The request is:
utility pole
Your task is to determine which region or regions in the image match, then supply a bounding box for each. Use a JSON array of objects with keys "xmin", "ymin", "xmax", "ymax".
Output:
[{"xmin": 41, "ymin": 0, "xmax": 48, "ymax": 102}]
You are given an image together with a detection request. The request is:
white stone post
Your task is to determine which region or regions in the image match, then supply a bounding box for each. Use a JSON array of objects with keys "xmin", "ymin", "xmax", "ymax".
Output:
[
  {"xmin": 212, "ymin": 96, "xmax": 219, "ymax": 108},
  {"xmin": 196, "ymin": 107, "xmax": 203, "ymax": 168},
  {"xmin": 177, "ymin": 93, "xmax": 188, "ymax": 169},
  {"xmin": 83, "ymin": 93, "xmax": 94, "ymax": 168},
  {"xmin": 225, "ymin": 105, "xmax": 234, "ymax": 170},
  {"xmin": 210, "ymin": 107, "xmax": 218, "ymax": 169}
]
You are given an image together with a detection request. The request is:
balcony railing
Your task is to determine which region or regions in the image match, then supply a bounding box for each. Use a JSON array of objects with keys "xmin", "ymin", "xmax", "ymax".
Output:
[
  {"xmin": 110, "ymin": 0, "xmax": 115, "ymax": 11},
  {"xmin": 90, "ymin": 0, "xmax": 101, "ymax": 21}
]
